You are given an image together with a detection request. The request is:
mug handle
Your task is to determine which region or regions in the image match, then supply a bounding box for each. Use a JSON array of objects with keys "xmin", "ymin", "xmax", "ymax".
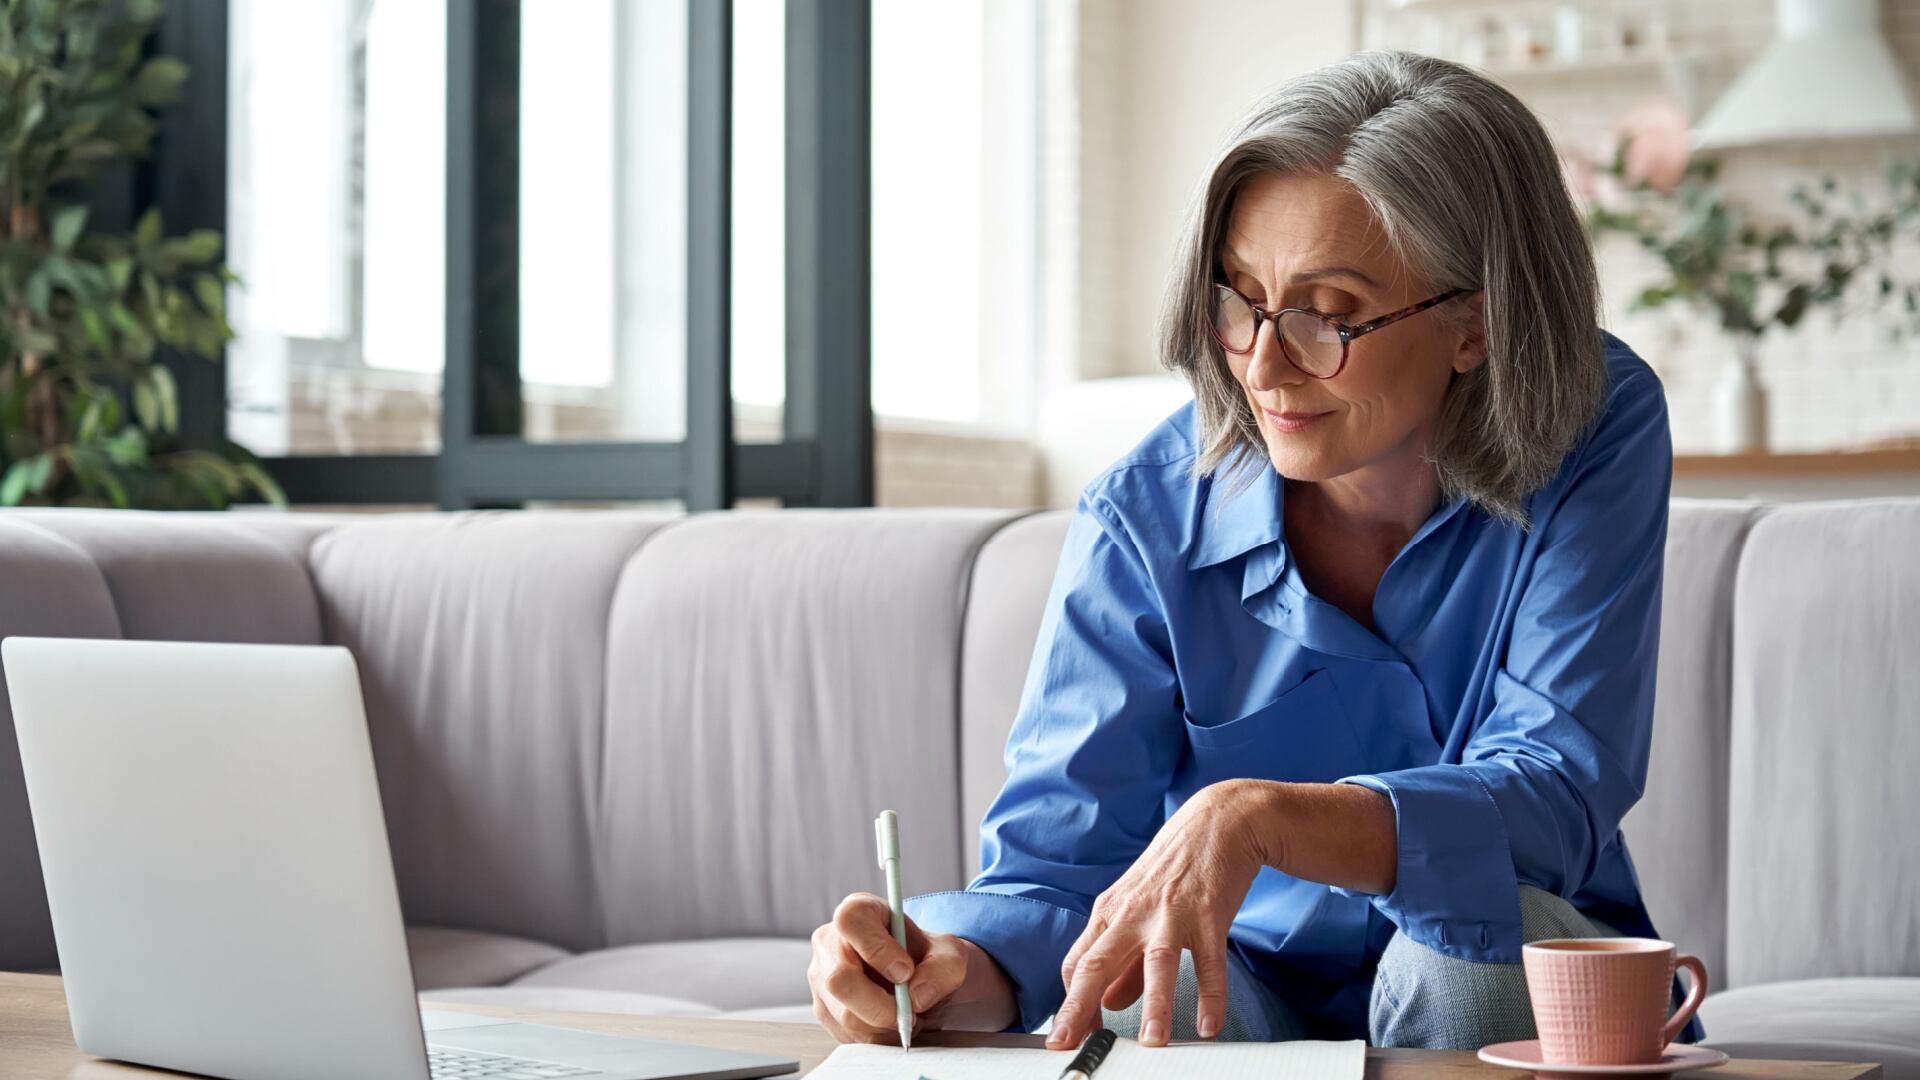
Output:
[{"xmin": 1661, "ymin": 953, "xmax": 1709, "ymax": 1046}]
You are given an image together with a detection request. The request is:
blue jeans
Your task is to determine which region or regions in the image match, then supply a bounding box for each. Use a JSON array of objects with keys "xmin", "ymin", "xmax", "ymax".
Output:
[{"xmin": 1097, "ymin": 886, "xmax": 1615, "ymax": 1048}]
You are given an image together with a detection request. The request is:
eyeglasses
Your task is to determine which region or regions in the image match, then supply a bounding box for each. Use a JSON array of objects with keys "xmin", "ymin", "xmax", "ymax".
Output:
[{"xmin": 1208, "ymin": 284, "xmax": 1472, "ymax": 380}]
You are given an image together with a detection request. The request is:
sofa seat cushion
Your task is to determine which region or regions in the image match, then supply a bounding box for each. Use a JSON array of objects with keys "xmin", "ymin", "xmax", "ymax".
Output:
[
  {"xmin": 417, "ymin": 986, "xmax": 720, "ymax": 1017},
  {"xmin": 406, "ymin": 926, "xmax": 572, "ymax": 991},
  {"xmin": 509, "ymin": 938, "xmax": 813, "ymax": 1014},
  {"xmin": 1699, "ymin": 978, "xmax": 1920, "ymax": 1080}
]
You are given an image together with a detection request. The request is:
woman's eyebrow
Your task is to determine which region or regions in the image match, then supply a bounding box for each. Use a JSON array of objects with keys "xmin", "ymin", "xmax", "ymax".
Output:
[
  {"xmin": 1291, "ymin": 265, "xmax": 1379, "ymax": 288},
  {"xmin": 1218, "ymin": 251, "xmax": 1379, "ymax": 289}
]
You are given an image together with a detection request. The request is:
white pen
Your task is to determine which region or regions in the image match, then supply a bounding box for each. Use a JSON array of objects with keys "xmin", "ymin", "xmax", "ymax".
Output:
[{"xmin": 873, "ymin": 809, "xmax": 913, "ymax": 1051}]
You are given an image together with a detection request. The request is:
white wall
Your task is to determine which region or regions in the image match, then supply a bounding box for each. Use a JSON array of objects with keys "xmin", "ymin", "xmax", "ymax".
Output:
[
  {"xmin": 1035, "ymin": 0, "xmax": 1358, "ymax": 506},
  {"xmin": 1076, "ymin": 0, "xmax": 1360, "ymax": 381}
]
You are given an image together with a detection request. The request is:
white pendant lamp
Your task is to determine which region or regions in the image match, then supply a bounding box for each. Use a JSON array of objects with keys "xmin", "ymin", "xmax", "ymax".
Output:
[{"xmin": 1692, "ymin": 0, "xmax": 1919, "ymax": 149}]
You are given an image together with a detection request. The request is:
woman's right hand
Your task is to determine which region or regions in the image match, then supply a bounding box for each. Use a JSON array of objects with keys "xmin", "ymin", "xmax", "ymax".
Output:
[{"xmin": 808, "ymin": 892, "xmax": 1019, "ymax": 1043}]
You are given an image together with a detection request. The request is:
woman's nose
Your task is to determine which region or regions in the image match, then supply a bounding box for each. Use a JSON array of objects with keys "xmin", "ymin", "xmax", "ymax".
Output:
[{"xmin": 1244, "ymin": 320, "xmax": 1305, "ymax": 392}]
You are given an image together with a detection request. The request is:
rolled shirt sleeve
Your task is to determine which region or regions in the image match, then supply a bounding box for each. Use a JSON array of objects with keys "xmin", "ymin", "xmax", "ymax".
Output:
[
  {"xmin": 905, "ymin": 486, "xmax": 1185, "ymax": 1033},
  {"xmin": 1335, "ymin": 368, "xmax": 1673, "ymax": 963}
]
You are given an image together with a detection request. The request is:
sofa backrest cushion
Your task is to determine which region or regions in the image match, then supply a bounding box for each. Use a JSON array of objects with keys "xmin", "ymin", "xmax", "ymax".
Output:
[
  {"xmin": 9, "ymin": 509, "xmax": 329, "ymax": 645},
  {"xmin": 1725, "ymin": 498, "xmax": 1920, "ymax": 987},
  {"xmin": 309, "ymin": 511, "xmax": 675, "ymax": 952},
  {"xmin": 958, "ymin": 510, "xmax": 1071, "ymax": 871},
  {"xmin": 0, "ymin": 519, "xmax": 125, "ymax": 971},
  {"xmin": 1621, "ymin": 499, "xmax": 1760, "ymax": 983},
  {"xmin": 597, "ymin": 509, "xmax": 1019, "ymax": 944}
]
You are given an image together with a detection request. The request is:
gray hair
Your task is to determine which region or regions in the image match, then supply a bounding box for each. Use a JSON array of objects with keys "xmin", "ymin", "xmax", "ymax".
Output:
[{"xmin": 1162, "ymin": 51, "xmax": 1606, "ymax": 526}]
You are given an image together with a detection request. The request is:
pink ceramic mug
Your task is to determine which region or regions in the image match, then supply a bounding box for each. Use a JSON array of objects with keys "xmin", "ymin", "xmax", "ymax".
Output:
[{"xmin": 1521, "ymin": 938, "xmax": 1708, "ymax": 1066}]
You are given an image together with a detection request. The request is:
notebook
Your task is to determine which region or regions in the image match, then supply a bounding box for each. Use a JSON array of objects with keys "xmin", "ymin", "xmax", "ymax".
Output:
[{"xmin": 805, "ymin": 1037, "xmax": 1366, "ymax": 1079}]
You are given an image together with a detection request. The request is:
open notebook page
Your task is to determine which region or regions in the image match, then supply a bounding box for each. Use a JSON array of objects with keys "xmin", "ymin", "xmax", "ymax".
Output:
[{"xmin": 804, "ymin": 1038, "xmax": 1366, "ymax": 1080}]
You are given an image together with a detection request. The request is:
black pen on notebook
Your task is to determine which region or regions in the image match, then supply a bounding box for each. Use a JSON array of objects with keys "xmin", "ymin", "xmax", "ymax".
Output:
[{"xmin": 1060, "ymin": 1027, "xmax": 1117, "ymax": 1080}]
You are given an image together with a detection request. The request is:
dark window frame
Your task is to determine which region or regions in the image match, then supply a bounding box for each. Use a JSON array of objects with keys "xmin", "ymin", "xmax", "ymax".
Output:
[{"xmin": 156, "ymin": 0, "xmax": 872, "ymax": 510}]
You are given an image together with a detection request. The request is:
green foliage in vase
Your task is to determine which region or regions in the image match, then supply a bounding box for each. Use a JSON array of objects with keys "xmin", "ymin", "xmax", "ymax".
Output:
[
  {"xmin": 1585, "ymin": 146, "xmax": 1920, "ymax": 347},
  {"xmin": 0, "ymin": 0, "xmax": 283, "ymax": 509}
]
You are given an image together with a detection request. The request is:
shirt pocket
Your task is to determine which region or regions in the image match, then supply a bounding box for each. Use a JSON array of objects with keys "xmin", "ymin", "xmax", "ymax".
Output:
[{"xmin": 1180, "ymin": 669, "xmax": 1362, "ymax": 786}]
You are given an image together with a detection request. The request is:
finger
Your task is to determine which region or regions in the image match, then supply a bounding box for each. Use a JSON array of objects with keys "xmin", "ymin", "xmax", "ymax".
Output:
[
  {"xmin": 1137, "ymin": 939, "xmax": 1181, "ymax": 1047},
  {"xmin": 1049, "ymin": 929, "xmax": 1134, "ymax": 1050},
  {"xmin": 823, "ymin": 941, "xmax": 906, "ymax": 1032},
  {"xmin": 1099, "ymin": 953, "xmax": 1144, "ymax": 1012},
  {"xmin": 907, "ymin": 936, "xmax": 969, "ymax": 1014},
  {"xmin": 834, "ymin": 893, "xmax": 913, "ymax": 984},
  {"xmin": 812, "ymin": 994, "xmax": 856, "ymax": 1044},
  {"xmin": 1059, "ymin": 911, "xmax": 1108, "ymax": 989},
  {"xmin": 1190, "ymin": 935, "xmax": 1230, "ymax": 1040},
  {"xmin": 812, "ymin": 951, "xmax": 881, "ymax": 1044}
]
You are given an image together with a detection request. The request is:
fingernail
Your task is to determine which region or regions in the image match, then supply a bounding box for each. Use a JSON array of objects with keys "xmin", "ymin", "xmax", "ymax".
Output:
[
  {"xmin": 1198, "ymin": 1014, "xmax": 1220, "ymax": 1039},
  {"xmin": 887, "ymin": 961, "xmax": 911, "ymax": 983},
  {"xmin": 1142, "ymin": 1019, "xmax": 1166, "ymax": 1044}
]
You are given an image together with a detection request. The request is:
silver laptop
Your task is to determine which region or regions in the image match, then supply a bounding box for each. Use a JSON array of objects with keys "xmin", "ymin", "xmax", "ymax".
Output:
[{"xmin": 2, "ymin": 636, "xmax": 798, "ymax": 1080}]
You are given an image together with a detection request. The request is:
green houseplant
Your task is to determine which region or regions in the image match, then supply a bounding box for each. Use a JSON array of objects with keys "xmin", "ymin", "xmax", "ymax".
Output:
[
  {"xmin": 1583, "ymin": 135, "xmax": 1920, "ymax": 452},
  {"xmin": 1586, "ymin": 153, "xmax": 1920, "ymax": 344},
  {"xmin": 0, "ymin": 0, "xmax": 283, "ymax": 509}
]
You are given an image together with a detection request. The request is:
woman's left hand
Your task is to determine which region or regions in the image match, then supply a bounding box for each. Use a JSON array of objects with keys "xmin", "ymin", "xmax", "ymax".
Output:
[{"xmin": 1046, "ymin": 778, "xmax": 1275, "ymax": 1050}]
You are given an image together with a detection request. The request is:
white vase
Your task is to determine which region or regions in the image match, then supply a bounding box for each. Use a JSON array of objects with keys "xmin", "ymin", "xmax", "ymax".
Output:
[{"xmin": 1710, "ymin": 338, "xmax": 1769, "ymax": 454}]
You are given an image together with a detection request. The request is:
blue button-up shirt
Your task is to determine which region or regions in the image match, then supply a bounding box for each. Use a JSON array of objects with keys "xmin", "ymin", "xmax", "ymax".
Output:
[{"xmin": 907, "ymin": 333, "xmax": 1684, "ymax": 1039}]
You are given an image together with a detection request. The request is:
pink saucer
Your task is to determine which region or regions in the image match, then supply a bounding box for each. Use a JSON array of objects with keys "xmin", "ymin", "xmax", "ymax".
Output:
[{"xmin": 1477, "ymin": 1040, "xmax": 1730, "ymax": 1079}]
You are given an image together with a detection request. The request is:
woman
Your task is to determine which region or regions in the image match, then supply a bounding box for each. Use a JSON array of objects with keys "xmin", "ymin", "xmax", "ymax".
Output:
[{"xmin": 809, "ymin": 50, "xmax": 1684, "ymax": 1050}]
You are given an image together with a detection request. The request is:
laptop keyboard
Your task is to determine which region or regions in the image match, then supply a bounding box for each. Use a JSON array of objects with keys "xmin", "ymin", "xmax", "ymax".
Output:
[{"xmin": 427, "ymin": 1046, "xmax": 604, "ymax": 1079}]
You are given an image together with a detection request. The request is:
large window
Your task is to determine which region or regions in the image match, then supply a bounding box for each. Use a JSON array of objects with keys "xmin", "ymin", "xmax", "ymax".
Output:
[
  {"xmin": 227, "ymin": 0, "xmax": 689, "ymax": 455},
  {"xmin": 215, "ymin": 0, "xmax": 1045, "ymax": 508},
  {"xmin": 226, "ymin": 0, "xmax": 435, "ymax": 457}
]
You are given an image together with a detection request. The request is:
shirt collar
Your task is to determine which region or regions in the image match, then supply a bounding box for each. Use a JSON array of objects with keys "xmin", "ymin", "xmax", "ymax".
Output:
[
  {"xmin": 1186, "ymin": 452, "xmax": 1475, "ymax": 574},
  {"xmin": 1186, "ymin": 454, "xmax": 1284, "ymax": 571}
]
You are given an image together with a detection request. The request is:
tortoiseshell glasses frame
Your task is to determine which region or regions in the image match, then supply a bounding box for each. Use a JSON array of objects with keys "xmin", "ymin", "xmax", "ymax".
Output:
[{"xmin": 1208, "ymin": 283, "xmax": 1472, "ymax": 379}]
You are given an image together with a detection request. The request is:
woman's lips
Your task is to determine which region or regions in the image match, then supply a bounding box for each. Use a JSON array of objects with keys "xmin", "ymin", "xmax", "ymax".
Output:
[{"xmin": 1263, "ymin": 408, "xmax": 1332, "ymax": 433}]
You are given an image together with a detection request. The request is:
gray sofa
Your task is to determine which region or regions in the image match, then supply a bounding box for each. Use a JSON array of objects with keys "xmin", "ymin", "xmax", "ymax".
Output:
[{"xmin": 0, "ymin": 501, "xmax": 1915, "ymax": 1075}]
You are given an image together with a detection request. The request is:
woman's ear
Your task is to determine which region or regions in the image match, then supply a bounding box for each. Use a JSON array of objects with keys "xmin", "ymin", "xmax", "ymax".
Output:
[{"xmin": 1452, "ymin": 290, "xmax": 1488, "ymax": 374}]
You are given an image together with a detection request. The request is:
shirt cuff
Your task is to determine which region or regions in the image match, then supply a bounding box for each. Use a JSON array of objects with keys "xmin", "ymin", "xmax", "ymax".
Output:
[
  {"xmin": 1332, "ymin": 767, "xmax": 1525, "ymax": 962},
  {"xmin": 904, "ymin": 888, "xmax": 1088, "ymax": 1033}
]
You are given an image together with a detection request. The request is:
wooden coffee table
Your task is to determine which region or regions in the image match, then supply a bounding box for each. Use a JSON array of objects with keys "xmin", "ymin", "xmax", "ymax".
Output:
[{"xmin": 0, "ymin": 972, "xmax": 1881, "ymax": 1079}]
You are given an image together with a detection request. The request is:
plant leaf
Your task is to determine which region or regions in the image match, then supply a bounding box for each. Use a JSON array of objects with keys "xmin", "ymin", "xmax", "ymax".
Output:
[
  {"xmin": 25, "ymin": 267, "xmax": 51, "ymax": 315},
  {"xmin": 107, "ymin": 301, "xmax": 142, "ymax": 336},
  {"xmin": 105, "ymin": 427, "xmax": 148, "ymax": 467},
  {"xmin": 79, "ymin": 307, "xmax": 109, "ymax": 349},
  {"xmin": 192, "ymin": 271, "xmax": 223, "ymax": 316},
  {"xmin": 133, "ymin": 380, "xmax": 159, "ymax": 431},
  {"xmin": 102, "ymin": 470, "xmax": 130, "ymax": 509},
  {"xmin": 151, "ymin": 364, "xmax": 179, "ymax": 433},
  {"xmin": 77, "ymin": 396, "xmax": 105, "ymax": 442},
  {"xmin": 236, "ymin": 461, "xmax": 287, "ymax": 507},
  {"xmin": 0, "ymin": 458, "xmax": 39, "ymax": 506},
  {"xmin": 50, "ymin": 205, "xmax": 87, "ymax": 252},
  {"xmin": 129, "ymin": 57, "xmax": 188, "ymax": 107},
  {"xmin": 26, "ymin": 453, "xmax": 54, "ymax": 494},
  {"xmin": 134, "ymin": 207, "xmax": 162, "ymax": 251}
]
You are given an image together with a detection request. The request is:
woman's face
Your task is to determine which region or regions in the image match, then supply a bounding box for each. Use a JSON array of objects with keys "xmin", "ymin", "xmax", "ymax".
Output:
[{"xmin": 1217, "ymin": 171, "xmax": 1482, "ymax": 484}]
